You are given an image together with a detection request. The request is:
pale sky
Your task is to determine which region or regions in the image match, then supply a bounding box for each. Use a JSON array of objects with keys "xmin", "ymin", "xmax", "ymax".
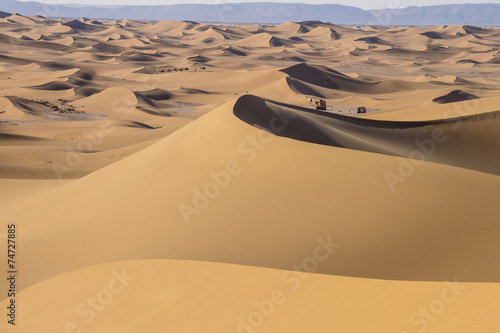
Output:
[{"xmin": 15, "ymin": 0, "xmax": 500, "ymax": 10}]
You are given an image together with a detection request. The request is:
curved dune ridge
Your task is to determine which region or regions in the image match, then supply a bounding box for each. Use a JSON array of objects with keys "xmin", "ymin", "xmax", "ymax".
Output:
[
  {"xmin": 190, "ymin": 27, "xmax": 228, "ymax": 41},
  {"xmin": 233, "ymin": 95, "xmax": 500, "ymax": 175},
  {"xmin": 301, "ymin": 26, "xmax": 341, "ymax": 41},
  {"xmin": 280, "ymin": 63, "xmax": 424, "ymax": 96},
  {"xmin": 237, "ymin": 32, "xmax": 295, "ymax": 47},
  {"xmin": 271, "ymin": 21, "xmax": 311, "ymax": 35},
  {"xmin": 432, "ymin": 89, "xmax": 479, "ymax": 104}
]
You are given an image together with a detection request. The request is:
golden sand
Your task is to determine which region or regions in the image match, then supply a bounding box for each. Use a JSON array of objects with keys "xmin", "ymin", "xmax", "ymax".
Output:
[{"xmin": 1, "ymin": 15, "xmax": 499, "ymax": 332}]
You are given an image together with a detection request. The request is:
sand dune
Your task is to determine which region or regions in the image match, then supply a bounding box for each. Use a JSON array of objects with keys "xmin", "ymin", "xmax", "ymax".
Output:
[
  {"xmin": 145, "ymin": 20, "xmax": 198, "ymax": 34},
  {"xmin": 301, "ymin": 26, "xmax": 341, "ymax": 42},
  {"xmin": 270, "ymin": 21, "xmax": 311, "ymax": 35},
  {"xmin": 433, "ymin": 89, "xmax": 479, "ymax": 103},
  {"xmin": 2, "ymin": 260, "xmax": 499, "ymax": 333},
  {"xmin": 2, "ymin": 95, "xmax": 500, "ymax": 294},
  {"xmin": 51, "ymin": 36, "xmax": 75, "ymax": 46},
  {"xmin": 92, "ymin": 42, "xmax": 128, "ymax": 54},
  {"xmin": 190, "ymin": 27, "xmax": 228, "ymax": 41},
  {"xmin": 108, "ymin": 38, "xmax": 149, "ymax": 48},
  {"xmin": 47, "ymin": 23, "xmax": 73, "ymax": 34},
  {"xmin": 237, "ymin": 32, "xmax": 295, "ymax": 47},
  {"xmin": 281, "ymin": 63, "xmax": 426, "ymax": 96},
  {"xmin": 6, "ymin": 13, "xmax": 38, "ymax": 25},
  {"xmin": 72, "ymin": 87, "xmax": 137, "ymax": 109},
  {"xmin": 98, "ymin": 26, "xmax": 135, "ymax": 38},
  {"xmin": 1, "ymin": 15, "xmax": 500, "ymax": 333},
  {"xmin": 0, "ymin": 96, "xmax": 39, "ymax": 120},
  {"xmin": 220, "ymin": 46, "xmax": 247, "ymax": 56},
  {"xmin": 63, "ymin": 19, "xmax": 107, "ymax": 33},
  {"xmin": 355, "ymin": 36, "xmax": 392, "ymax": 45},
  {"xmin": 235, "ymin": 95, "xmax": 500, "ymax": 174}
]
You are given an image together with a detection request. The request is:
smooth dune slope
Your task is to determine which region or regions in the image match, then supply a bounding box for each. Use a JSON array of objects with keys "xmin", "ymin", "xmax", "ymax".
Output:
[
  {"xmin": 1, "ymin": 260, "xmax": 499, "ymax": 333},
  {"xmin": 1, "ymin": 95, "xmax": 500, "ymax": 298}
]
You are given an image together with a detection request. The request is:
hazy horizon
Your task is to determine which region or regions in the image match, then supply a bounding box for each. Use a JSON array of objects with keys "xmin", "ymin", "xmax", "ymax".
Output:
[{"xmin": 12, "ymin": 0, "xmax": 500, "ymax": 10}]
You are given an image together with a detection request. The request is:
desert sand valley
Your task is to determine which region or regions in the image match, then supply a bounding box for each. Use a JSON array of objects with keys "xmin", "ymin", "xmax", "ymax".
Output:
[{"xmin": 1, "ymin": 11, "xmax": 500, "ymax": 332}]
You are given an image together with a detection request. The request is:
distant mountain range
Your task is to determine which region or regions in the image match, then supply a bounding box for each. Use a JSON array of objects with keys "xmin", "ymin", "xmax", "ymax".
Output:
[
  {"xmin": 371, "ymin": 4, "xmax": 500, "ymax": 26},
  {"xmin": 3, "ymin": 1, "xmax": 500, "ymax": 26}
]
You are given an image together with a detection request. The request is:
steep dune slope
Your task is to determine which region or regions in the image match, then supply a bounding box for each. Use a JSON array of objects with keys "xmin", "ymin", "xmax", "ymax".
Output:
[
  {"xmin": 234, "ymin": 95, "xmax": 500, "ymax": 175},
  {"xmin": 280, "ymin": 63, "xmax": 424, "ymax": 95}
]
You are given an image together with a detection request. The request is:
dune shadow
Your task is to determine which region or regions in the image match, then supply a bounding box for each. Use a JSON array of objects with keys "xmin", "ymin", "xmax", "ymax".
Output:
[{"xmin": 233, "ymin": 95, "xmax": 500, "ymax": 175}]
